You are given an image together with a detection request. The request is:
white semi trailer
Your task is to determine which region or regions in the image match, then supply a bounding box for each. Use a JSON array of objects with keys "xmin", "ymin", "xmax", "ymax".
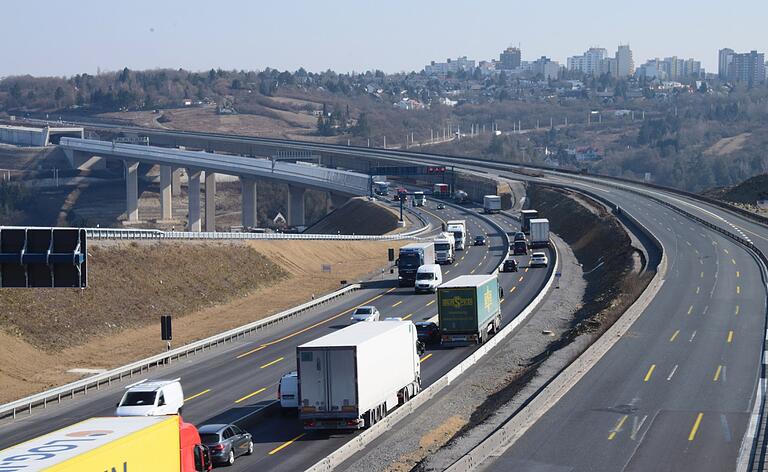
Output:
[{"xmin": 297, "ymin": 321, "xmax": 421, "ymax": 430}]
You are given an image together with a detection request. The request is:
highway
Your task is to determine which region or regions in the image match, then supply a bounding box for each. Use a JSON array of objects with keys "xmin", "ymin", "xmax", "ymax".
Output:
[
  {"xmin": 15, "ymin": 121, "xmax": 767, "ymax": 470},
  {"xmin": 0, "ymin": 199, "xmax": 553, "ymax": 471}
]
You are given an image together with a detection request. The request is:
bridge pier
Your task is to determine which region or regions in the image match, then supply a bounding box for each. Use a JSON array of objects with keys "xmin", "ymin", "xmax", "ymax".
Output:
[
  {"xmin": 171, "ymin": 168, "xmax": 181, "ymax": 195},
  {"xmin": 124, "ymin": 160, "xmax": 139, "ymax": 222},
  {"xmin": 205, "ymin": 171, "xmax": 216, "ymax": 232},
  {"xmin": 241, "ymin": 177, "xmax": 258, "ymax": 228},
  {"xmin": 160, "ymin": 165, "xmax": 173, "ymax": 220},
  {"xmin": 288, "ymin": 185, "xmax": 306, "ymax": 227},
  {"xmin": 187, "ymin": 169, "xmax": 202, "ymax": 231}
]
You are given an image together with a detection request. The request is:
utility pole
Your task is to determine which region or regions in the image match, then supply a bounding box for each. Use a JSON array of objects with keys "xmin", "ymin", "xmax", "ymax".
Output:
[{"xmin": 383, "ymin": 136, "xmax": 386, "ymax": 149}]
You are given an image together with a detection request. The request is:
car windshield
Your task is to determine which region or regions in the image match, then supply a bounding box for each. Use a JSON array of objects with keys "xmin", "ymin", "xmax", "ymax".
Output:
[
  {"xmin": 200, "ymin": 433, "xmax": 221, "ymax": 445},
  {"xmin": 435, "ymin": 243, "xmax": 450, "ymax": 251},
  {"xmin": 120, "ymin": 391, "xmax": 156, "ymax": 406},
  {"xmin": 452, "ymin": 231, "xmax": 463, "ymax": 240},
  {"xmin": 399, "ymin": 253, "xmax": 421, "ymax": 267},
  {"xmin": 417, "ymin": 272, "xmax": 434, "ymax": 280},
  {"xmin": 416, "ymin": 324, "xmax": 432, "ymax": 332},
  {"xmin": 355, "ymin": 307, "xmax": 373, "ymax": 315}
]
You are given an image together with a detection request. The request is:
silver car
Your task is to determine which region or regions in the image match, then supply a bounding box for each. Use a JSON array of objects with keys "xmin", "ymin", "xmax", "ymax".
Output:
[
  {"xmin": 350, "ymin": 306, "xmax": 380, "ymax": 323},
  {"xmin": 199, "ymin": 423, "xmax": 253, "ymax": 466}
]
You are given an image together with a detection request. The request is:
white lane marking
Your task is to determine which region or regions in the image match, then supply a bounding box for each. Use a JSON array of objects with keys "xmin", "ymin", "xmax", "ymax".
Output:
[
  {"xmin": 667, "ymin": 364, "xmax": 679, "ymax": 381},
  {"xmin": 689, "ymin": 331, "xmax": 697, "ymax": 342}
]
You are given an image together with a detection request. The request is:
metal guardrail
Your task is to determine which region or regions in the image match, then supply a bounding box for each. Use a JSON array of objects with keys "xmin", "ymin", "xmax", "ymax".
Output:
[
  {"xmin": 86, "ymin": 228, "xmax": 429, "ymax": 241},
  {"xmin": 0, "ymin": 282, "xmax": 363, "ymax": 421}
]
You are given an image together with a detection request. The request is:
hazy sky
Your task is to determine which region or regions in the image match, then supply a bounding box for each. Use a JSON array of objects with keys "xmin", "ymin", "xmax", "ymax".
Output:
[{"xmin": 2, "ymin": 0, "xmax": 766, "ymax": 77}]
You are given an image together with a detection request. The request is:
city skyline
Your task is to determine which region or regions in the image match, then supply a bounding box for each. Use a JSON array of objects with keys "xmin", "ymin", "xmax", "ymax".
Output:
[{"xmin": 1, "ymin": 0, "xmax": 767, "ymax": 77}]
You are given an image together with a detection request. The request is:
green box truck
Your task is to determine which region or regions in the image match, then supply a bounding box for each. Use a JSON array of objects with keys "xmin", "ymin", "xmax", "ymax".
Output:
[{"xmin": 438, "ymin": 274, "xmax": 502, "ymax": 345}]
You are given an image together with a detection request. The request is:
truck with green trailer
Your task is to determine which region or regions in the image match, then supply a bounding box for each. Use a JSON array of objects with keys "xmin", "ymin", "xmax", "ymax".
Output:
[{"xmin": 437, "ymin": 274, "xmax": 502, "ymax": 345}]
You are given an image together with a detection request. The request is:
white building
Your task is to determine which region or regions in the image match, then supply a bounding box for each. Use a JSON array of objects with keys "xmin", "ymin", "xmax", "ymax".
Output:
[
  {"xmin": 424, "ymin": 56, "xmax": 476, "ymax": 76},
  {"xmin": 567, "ymin": 48, "xmax": 608, "ymax": 76},
  {"xmin": 616, "ymin": 44, "xmax": 634, "ymax": 78}
]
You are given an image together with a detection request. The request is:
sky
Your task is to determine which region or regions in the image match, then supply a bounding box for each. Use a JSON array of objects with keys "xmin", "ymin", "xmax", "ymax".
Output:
[{"xmin": 2, "ymin": 0, "xmax": 767, "ymax": 77}]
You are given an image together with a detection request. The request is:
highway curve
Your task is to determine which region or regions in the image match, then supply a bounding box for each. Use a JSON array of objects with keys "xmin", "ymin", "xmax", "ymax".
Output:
[{"xmin": 0, "ymin": 199, "xmax": 553, "ymax": 472}]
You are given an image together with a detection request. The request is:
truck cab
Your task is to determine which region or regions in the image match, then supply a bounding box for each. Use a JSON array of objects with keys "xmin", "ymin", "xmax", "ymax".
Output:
[
  {"xmin": 446, "ymin": 220, "xmax": 466, "ymax": 251},
  {"xmin": 433, "ymin": 232, "xmax": 455, "ymax": 264},
  {"xmin": 398, "ymin": 242, "xmax": 436, "ymax": 286},
  {"xmin": 413, "ymin": 192, "xmax": 426, "ymax": 206}
]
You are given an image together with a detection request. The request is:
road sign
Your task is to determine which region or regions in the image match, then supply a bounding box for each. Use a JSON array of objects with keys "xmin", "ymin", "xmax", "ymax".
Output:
[
  {"xmin": 0, "ymin": 227, "xmax": 87, "ymax": 288},
  {"xmin": 161, "ymin": 315, "xmax": 172, "ymax": 341}
]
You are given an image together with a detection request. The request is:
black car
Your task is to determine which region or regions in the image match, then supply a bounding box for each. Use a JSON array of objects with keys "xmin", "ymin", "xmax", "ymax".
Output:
[
  {"xmin": 474, "ymin": 235, "xmax": 486, "ymax": 246},
  {"xmin": 502, "ymin": 259, "xmax": 518, "ymax": 272},
  {"xmin": 436, "ymin": 203, "xmax": 445, "ymax": 210},
  {"xmin": 415, "ymin": 321, "xmax": 440, "ymax": 344},
  {"xmin": 199, "ymin": 423, "xmax": 253, "ymax": 466},
  {"xmin": 513, "ymin": 232, "xmax": 526, "ymax": 242}
]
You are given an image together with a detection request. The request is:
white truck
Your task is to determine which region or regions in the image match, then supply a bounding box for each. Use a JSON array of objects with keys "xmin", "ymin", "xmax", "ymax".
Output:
[
  {"xmin": 297, "ymin": 321, "xmax": 421, "ymax": 430},
  {"xmin": 483, "ymin": 195, "xmax": 501, "ymax": 214},
  {"xmin": 529, "ymin": 218, "xmax": 550, "ymax": 248},
  {"xmin": 446, "ymin": 219, "xmax": 467, "ymax": 250},
  {"xmin": 413, "ymin": 191, "xmax": 426, "ymax": 206},
  {"xmin": 434, "ymin": 232, "xmax": 456, "ymax": 264}
]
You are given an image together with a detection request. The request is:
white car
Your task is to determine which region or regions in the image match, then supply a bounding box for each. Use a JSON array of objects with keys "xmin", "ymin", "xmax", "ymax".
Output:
[
  {"xmin": 350, "ymin": 306, "xmax": 380, "ymax": 323},
  {"xmin": 530, "ymin": 252, "xmax": 549, "ymax": 268},
  {"xmin": 384, "ymin": 317, "xmax": 403, "ymax": 321},
  {"xmin": 116, "ymin": 378, "xmax": 184, "ymax": 416}
]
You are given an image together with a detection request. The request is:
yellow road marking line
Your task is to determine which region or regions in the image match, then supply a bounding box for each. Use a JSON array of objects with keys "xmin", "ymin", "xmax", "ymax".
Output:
[
  {"xmin": 737, "ymin": 286, "xmax": 741, "ymax": 295},
  {"xmin": 268, "ymin": 433, "xmax": 306, "ymax": 455},
  {"xmin": 700, "ymin": 272, "xmax": 704, "ymax": 278},
  {"xmin": 713, "ymin": 365, "xmax": 723, "ymax": 382},
  {"xmin": 235, "ymin": 387, "xmax": 267, "ymax": 404},
  {"xmin": 696, "ymin": 286, "xmax": 700, "ymax": 294},
  {"xmin": 736, "ymin": 271, "xmax": 740, "ymax": 278},
  {"xmin": 518, "ymin": 276, "xmax": 524, "ymax": 282},
  {"xmin": 260, "ymin": 357, "xmax": 284, "ymax": 369},
  {"xmin": 510, "ymin": 286, "xmax": 517, "ymax": 293},
  {"xmin": 392, "ymin": 301, "xmax": 403, "ymax": 307},
  {"xmin": 669, "ymin": 330, "xmax": 680, "ymax": 342},
  {"xmin": 420, "ymin": 353, "xmax": 433, "ymax": 362},
  {"xmin": 184, "ymin": 389, "xmax": 211, "ymax": 402},
  {"xmin": 724, "ymin": 248, "xmax": 729, "ymax": 254},
  {"xmin": 735, "ymin": 305, "xmax": 740, "ymax": 316},
  {"xmin": 687, "ymin": 305, "xmax": 694, "ymax": 315},
  {"xmin": 688, "ymin": 413, "xmax": 704, "ymax": 441},
  {"xmin": 402, "ymin": 313, "xmax": 413, "ymax": 320},
  {"xmin": 727, "ymin": 331, "xmax": 734, "ymax": 343},
  {"xmin": 236, "ymin": 288, "xmax": 397, "ymax": 359},
  {"xmin": 445, "ymin": 270, "xmax": 451, "ymax": 274},
  {"xmin": 525, "ymin": 267, "xmax": 529, "ymax": 273},
  {"xmin": 426, "ymin": 300, "xmax": 435, "ymax": 307},
  {"xmin": 470, "ymin": 268, "xmax": 476, "ymax": 274},
  {"xmin": 608, "ymin": 414, "xmax": 628, "ymax": 440},
  {"xmin": 732, "ymin": 258, "xmax": 737, "ymax": 265},
  {"xmin": 643, "ymin": 364, "xmax": 656, "ymax": 382}
]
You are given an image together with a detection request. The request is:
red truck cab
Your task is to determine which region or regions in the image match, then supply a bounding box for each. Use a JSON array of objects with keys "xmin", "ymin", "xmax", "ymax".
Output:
[{"xmin": 180, "ymin": 417, "xmax": 212, "ymax": 472}]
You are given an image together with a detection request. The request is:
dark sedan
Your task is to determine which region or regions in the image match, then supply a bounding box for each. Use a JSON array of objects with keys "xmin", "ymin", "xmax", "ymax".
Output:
[
  {"xmin": 416, "ymin": 321, "xmax": 440, "ymax": 345},
  {"xmin": 474, "ymin": 235, "xmax": 486, "ymax": 246},
  {"xmin": 199, "ymin": 423, "xmax": 253, "ymax": 466}
]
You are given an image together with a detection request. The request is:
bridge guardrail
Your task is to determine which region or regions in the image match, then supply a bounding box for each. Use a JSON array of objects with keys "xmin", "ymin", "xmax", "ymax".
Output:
[{"xmin": 0, "ymin": 282, "xmax": 364, "ymax": 421}]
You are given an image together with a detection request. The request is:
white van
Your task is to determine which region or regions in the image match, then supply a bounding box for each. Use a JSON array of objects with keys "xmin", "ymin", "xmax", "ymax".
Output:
[
  {"xmin": 278, "ymin": 371, "xmax": 299, "ymax": 409},
  {"xmin": 115, "ymin": 378, "xmax": 184, "ymax": 416},
  {"xmin": 415, "ymin": 264, "xmax": 443, "ymax": 293}
]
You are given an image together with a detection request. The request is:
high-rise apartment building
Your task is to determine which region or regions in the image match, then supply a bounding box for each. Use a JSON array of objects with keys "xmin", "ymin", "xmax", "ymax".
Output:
[
  {"xmin": 719, "ymin": 48, "xmax": 735, "ymax": 79},
  {"xmin": 497, "ymin": 47, "xmax": 522, "ymax": 70},
  {"xmin": 616, "ymin": 44, "xmax": 634, "ymax": 78},
  {"xmin": 567, "ymin": 47, "xmax": 608, "ymax": 76},
  {"xmin": 727, "ymin": 51, "xmax": 766, "ymax": 85}
]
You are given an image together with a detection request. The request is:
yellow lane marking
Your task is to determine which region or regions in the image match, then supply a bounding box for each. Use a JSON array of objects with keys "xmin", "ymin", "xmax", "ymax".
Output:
[
  {"xmin": 500, "ymin": 298, "xmax": 505, "ymax": 304},
  {"xmin": 445, "ymin": 270, "xmax": 451, "ymax": 274},
  {"xmin": 688, "ymin": 413, "xmax": 704, "ymax": 441},
  {"xmin": 470, "ymin": 268, "xmax": 476, "ymax": 274},
  {"xmin": 235, "ymin": 387, "xmax": 267, "ymax": 404},
  {"xmin": 420, "ymin": 353, "xmax": 433, "ymax": 362},
  {"xmin": 608, "ymin": 414, "xmax": 628, "ymax": 440},
  {"xmin": 737, "ymin": 286, "xmax": 741, "ymax": 295},
  {"xmin": 260, "ymin": 357, "xmax": 284, "ymax": 369},
  {"xmin": 700, "ymin": 272, "xmax": 704, "ymax": 279},
  {"xmin": 510, "ymin": 286, "xmax": 517, "ymax": 293},
  {"xmin": 736, "ymin": 271, "xmax": 740, "ymax": 278},
  {"xmin": 732, "ymin": 258, "xmax": 737, "ymax": 265},
  {"xmin": 426, "ymin": 300, "xmax": 435, "ymax": 307},
  {"xmin": 184, "ymin": 389, "xmax": 211, "ymax": 402},
  {"xmin": 236, "ymin": 288, "xmax": 397, "ymax": 359},
  {"xmin": 643, "ymin": 364, "xmax": 656, "ymax": 382},
  {"xmin": 402, "ymin": 313, "xmax": 413, "ymax": 320},
  {"xmin": 724, "ymin": 248, "xmax": 729, "ymax": 254},
  {"xmin": 696, "ymin": 286, "xmax": 700, "ymax": 294},
  {"xmin": 525, "ymin": 267, "xmax": 529, "ymax": 273},
  {"xmin": 669, "ymin": 330, "xmax": 680, "ymax": 342},
  {"xmin": 686, "ymin": 241, "xmax": 692, "ymax": 246},
  {"xmin": 727, "ymin": 331, "xmax": 734, "ymax": 343},
  {"xmin": 268, "ymin": 433, "xmax": 307, "ymax": 455},
  {"xmin": 392, "ymin": 301, "xmax": 403, "ymax": 308},
  {"xmin": 713, "ymin": 365, "xmax": 723, "ymax": 382},
  {"xmin": 518, "ymin": 276, "xmax": 524, "ymax": 282},
  {"xmin": 735, "ymin": 305, "xmax": 740, "ymax": 316},
  {"xmin": 687, "ymin": 305, "xmax": 694, "ymax": 315}
]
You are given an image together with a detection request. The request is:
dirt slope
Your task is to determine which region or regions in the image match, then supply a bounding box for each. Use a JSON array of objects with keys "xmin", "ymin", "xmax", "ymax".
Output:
[
  {"xmin": 305, "ymin": 197, "xmax": 400, "ymax": 235},
  {"xmin": 0, "ymin": 239, "xmax": 404, "ymax": 403}
]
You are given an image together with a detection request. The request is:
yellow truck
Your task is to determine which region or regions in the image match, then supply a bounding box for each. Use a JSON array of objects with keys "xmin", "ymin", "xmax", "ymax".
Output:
[{"xmin": 0, "ymin": 415, "xmax": 210, "ymax": 472}]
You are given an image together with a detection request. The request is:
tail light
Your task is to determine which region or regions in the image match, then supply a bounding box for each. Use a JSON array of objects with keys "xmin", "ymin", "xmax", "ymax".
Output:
[
  {"xmin": 304, "ymin": 420, "xmax": 317, "ymax": 427},
  {"xmin": 347, "ymin": 419, "xmax": 361, "ymax": 426},
  {"xmin": 211, "ymin": 444, "xmax": 225, "ymax": 452}
]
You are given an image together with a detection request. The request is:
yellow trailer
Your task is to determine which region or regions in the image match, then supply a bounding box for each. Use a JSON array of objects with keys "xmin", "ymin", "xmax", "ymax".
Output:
[{"xmin": 0, "ymin": 416, "xmax": 187, "ymax": 471}]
